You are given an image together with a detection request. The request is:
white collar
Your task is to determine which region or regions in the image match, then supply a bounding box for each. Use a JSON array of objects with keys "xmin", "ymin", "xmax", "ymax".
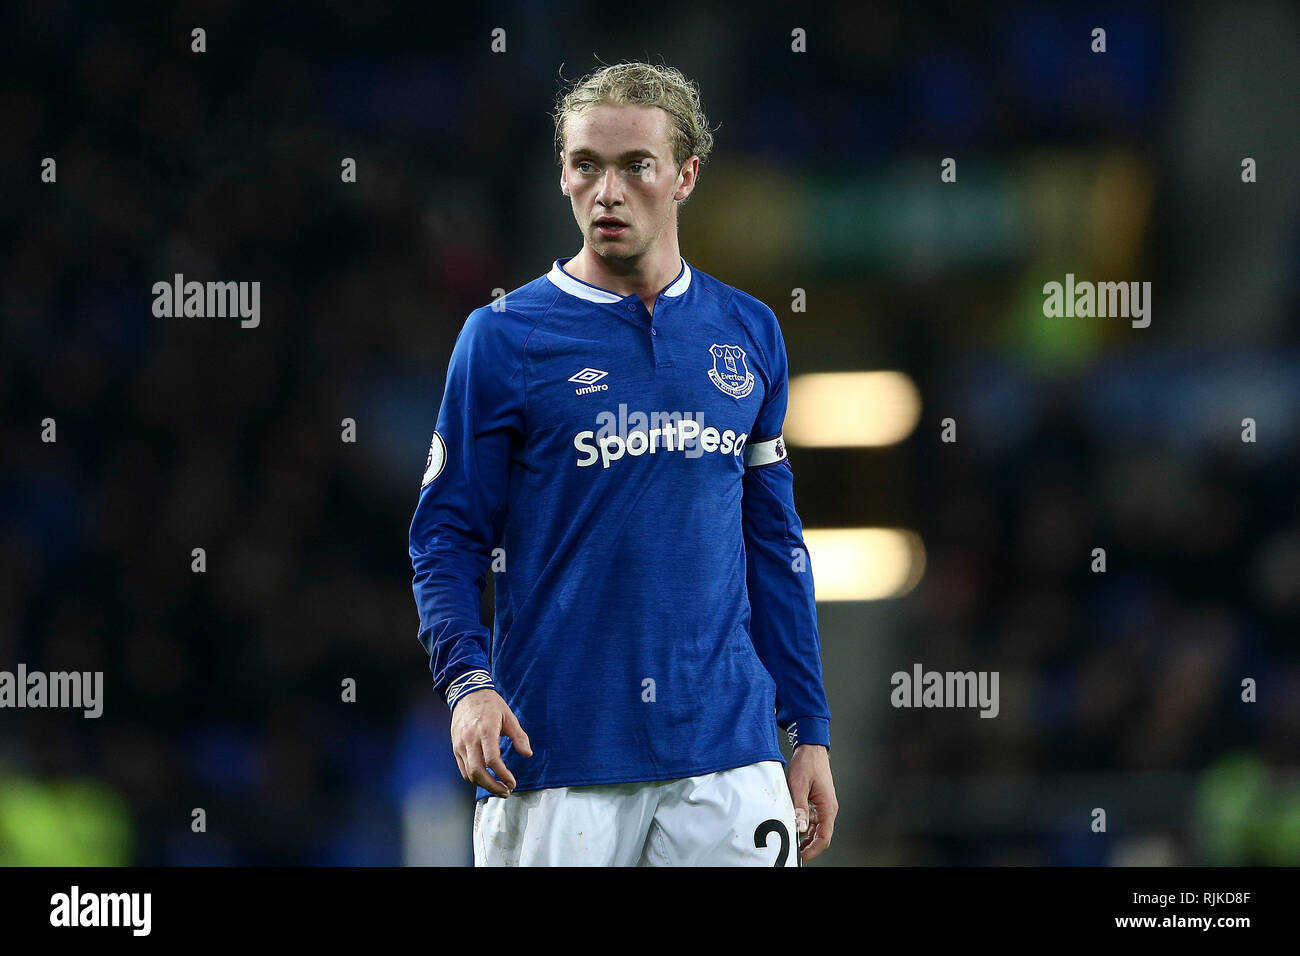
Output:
[{"xmin": 546, "ymin": 257, "xmax": 692, "ymax": 303}]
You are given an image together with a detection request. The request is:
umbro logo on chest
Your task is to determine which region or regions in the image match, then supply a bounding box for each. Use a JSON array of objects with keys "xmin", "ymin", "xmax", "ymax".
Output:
[{"xmin": 569, "ymin": 367, "xmax": 609, "ymax": 395}]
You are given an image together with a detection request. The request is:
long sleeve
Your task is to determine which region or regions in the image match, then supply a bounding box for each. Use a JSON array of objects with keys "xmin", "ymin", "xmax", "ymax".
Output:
[
  {"xmin": 409, "ymin": 307, "xmax": 527, "ymax": 711},
  {"xmin": 741, "ymin": 308, "xmax": 831, "ymax": 749}
]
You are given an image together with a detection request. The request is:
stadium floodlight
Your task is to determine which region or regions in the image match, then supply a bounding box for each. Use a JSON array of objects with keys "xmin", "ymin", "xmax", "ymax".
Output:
[
  {"xmin": 786, "ymin": 371, "xmax": 921, "ymax": 447},
  {"xmin": 803, "ymin": 527, "xmax": 926, "ymax": 601}
]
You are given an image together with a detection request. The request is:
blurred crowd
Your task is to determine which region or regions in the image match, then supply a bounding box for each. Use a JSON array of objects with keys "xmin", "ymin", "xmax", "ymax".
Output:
[{"xmin": 882, "ymin": 356, "xmax": 1300, "ymax": 864}]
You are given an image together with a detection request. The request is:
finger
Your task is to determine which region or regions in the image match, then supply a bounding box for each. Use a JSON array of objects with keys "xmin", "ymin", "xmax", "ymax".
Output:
[
  {"xmin": 811, "ymin": 789, "xmax": 837, "ymax": 837},
  {"xmin": 487, "ymin": 754, "xmax": 517, "ymax": 792},
  {"xmin": 798, "ymin": 806, "xmax": 821, "ymax": 852},
  {"xmin": 794, "ymin": 807, "xmax": 809, "ymax": 835},
  {"xmin": 816, "ymin": 814, "xmax": 835, "ymax": 851},
  {"xmin": 800, "ymin": 816, "xmax": 832, "ymax": 858},
  {"xmin": 817, "ymin": 801, "xmax": 838, "ymax": 845},
  {"xmin": 502, "ymin": 710, "xmax": 533, "ymax": 757},
  {"xmin": 479, "ymin": 739, "xmax": 515, "ymax": 793},
  {"xmin": 801, "ymin": 823, "xmax": 832, "ymax": 862},
  {"xmin": 801, "ymin": 803, "xmax": 835, "ymax": 861},
  {"xmin": 465, "ymin": 748, "xmax": 508, "ymax": 797},
  {"xmin": 453, "ymin": 747, "xmax": 468, "ymax": 781},
  {"xmin": 795, "ymin": 806, "xmax": 816, "ymax": 848},
  {"xmin": 470, "ymin": 766, "xmax": 510, "ymax": 796}
]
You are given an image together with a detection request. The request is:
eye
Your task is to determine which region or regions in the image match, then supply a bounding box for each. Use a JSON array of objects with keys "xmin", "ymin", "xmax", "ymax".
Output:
[{"xmin": 577, "ymin": 161, "xmax": 596, "ymax": 173}]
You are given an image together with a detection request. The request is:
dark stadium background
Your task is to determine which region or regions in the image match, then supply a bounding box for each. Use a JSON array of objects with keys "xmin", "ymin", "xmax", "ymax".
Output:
[{"xmin": 1, "ymin": 1, "xmax": 1297, "ymax": 865}]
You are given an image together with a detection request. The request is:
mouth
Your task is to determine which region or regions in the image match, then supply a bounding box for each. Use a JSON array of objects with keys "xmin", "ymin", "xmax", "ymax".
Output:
[{"xmin": 594, "ymin": 218, "xmax": 628, "ymax": 237}]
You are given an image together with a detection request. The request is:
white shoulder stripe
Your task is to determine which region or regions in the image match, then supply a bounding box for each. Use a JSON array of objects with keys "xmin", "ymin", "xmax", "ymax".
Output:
[{"xmin": 744, "ymin": 433, "xmax": 787, "ymax": 468}]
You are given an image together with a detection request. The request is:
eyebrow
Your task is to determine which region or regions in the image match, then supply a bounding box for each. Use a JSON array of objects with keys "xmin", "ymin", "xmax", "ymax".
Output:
[{"xmin": 568, "ymin": 147, "xmax": 659, "ymax": 162}]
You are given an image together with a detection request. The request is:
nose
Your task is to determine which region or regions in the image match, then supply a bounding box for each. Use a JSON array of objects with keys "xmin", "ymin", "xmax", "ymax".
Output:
[{"xmin": 595, "ymin": 168, "xmax": 622, "ymax": 206}]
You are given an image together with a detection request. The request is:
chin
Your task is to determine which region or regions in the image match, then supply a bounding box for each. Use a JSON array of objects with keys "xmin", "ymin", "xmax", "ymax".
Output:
[{"xmin": 595, "ymin": 242, "xmax": 638, "ymax": 260}]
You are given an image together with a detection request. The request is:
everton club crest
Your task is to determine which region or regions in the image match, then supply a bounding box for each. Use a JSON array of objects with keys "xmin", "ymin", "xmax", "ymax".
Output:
[{"xmin": 707, "ymin": 344, "xmax": 755, "ymax": 398}]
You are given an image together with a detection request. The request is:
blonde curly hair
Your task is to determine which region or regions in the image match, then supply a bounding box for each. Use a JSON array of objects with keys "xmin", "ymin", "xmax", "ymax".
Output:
[{"xmin": 553, "ymin": 61, "xmax": 715, "ymax": 174}]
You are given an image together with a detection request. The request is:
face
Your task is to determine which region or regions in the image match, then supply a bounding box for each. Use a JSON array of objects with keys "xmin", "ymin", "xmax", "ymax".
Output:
[{"xmin": 560, "ymin": 103, "xmax": 698, "ymax": 263}]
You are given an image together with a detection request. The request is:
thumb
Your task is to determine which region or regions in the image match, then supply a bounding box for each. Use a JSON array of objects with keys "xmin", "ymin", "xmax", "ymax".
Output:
[
  {"xmin": 502, "ymin": 707, "xmax": 533, "ymax": 757},
  {"xmin": 789, "ymin": 778, "xmax": 810, "ymax": 834}
]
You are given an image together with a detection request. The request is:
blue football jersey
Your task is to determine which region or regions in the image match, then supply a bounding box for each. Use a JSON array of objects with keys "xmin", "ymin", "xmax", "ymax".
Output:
[{"xmin": 410, "ymin": 256, "xmax": 831, "ymax": 798}]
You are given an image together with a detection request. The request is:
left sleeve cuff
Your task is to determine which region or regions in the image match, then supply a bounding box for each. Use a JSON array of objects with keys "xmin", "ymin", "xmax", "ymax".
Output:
[
  {"xmin": 784, "ymin": 716, "xmax": 830, "ymax": 750},
  {"xmin": 445, "ymin": 668, "xmax": 496, "ymax": 711}
]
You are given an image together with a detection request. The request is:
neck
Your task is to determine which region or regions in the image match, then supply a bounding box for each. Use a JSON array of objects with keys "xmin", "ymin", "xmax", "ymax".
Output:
[{"xmin": 566, "ymin": 238, "xmax": 682, "ymax": 304}]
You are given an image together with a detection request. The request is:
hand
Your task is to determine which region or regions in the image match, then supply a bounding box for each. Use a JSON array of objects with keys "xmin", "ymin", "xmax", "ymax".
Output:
[
  {"xmin": 787, "ymin": 744, "xmax": 838, "ymax": 862},
  {"xmin": 450, "ymin": 688, "xmax": 532, "ymax": 797}
]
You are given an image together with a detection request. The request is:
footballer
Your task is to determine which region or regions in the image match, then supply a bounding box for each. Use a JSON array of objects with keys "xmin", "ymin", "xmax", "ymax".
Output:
[{"xmin": 409, "ymin": 61, "xmax": 836, "ymax": 866}]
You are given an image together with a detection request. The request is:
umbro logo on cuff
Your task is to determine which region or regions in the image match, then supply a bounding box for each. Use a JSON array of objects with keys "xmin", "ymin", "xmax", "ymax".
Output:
[{"xmin": 446, "ymin": 669, "xmax": 494, "ymax": 710}]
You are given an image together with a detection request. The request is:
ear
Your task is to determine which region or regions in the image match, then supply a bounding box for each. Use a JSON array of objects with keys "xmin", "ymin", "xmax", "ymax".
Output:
[{"xmin": 674, "ymin": 156, "xmax": 699, "ymax": 201}]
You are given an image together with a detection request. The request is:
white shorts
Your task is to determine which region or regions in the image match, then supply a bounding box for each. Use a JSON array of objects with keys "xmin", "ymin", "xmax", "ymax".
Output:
[{"xmin": 473, "ymin": 760, "xmax": 800, "ymax": 867}]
